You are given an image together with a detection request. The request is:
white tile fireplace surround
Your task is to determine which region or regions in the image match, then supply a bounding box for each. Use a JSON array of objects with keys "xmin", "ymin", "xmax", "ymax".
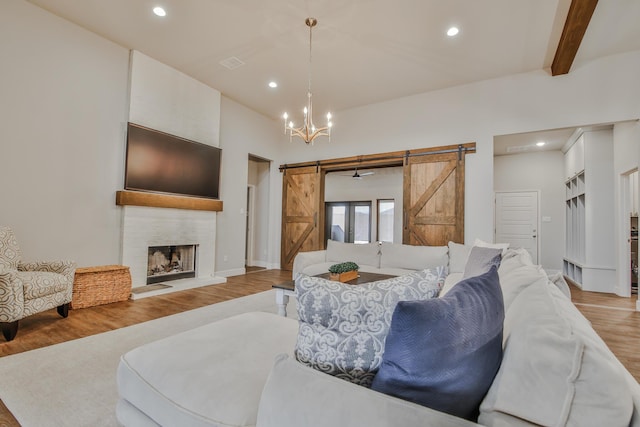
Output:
[{"xmin": 121, "ymin": 205, "xmax": 226, "ymax": 299}]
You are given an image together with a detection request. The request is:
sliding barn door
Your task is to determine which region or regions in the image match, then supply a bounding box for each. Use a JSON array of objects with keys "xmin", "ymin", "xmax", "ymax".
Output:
[
  {"xmin": 281, "ymin": 166, "xmax": 324, "ymax": 270},
  {"xmin": 403, "ymin": 151, "xmax": 465, "ymax": 246}
]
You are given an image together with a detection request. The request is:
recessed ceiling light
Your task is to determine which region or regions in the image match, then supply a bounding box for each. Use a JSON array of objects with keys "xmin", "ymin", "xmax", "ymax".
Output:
[
  {"xmin": 536, "ymin": 141, "xmax": 546, "ymax": 147},
  {"xmin": 268, "ymin": 81, "xmax": 278, "ymax": 89},
  {"xmin": 153, "ymin": 6, "xmax": 166, "ymax": 17},
  {"xmin": 447, "ymin": 27, "xmax": 459, "ymax": 37}
]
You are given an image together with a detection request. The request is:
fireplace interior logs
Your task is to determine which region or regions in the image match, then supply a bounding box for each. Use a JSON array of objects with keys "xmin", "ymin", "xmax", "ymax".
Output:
[{"xmin": 147, "ymin": 245, "xmax": 196, "ymax": 284}]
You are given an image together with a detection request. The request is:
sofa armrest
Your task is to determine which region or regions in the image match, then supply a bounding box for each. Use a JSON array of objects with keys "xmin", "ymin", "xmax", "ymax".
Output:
[
  {"xmin": 0, "ymin": 270, "xmax": 24, "ymax": 322},
  {"xmin": 292, "ymin": 250, "xmax": 326, "ymax": 279},
  {"xmin": 19, "ymin": 260, "xmax": 77, "ymax": 283},
  {"xmin": 257, "ymin": 354, "xmax": 484, "ymax": 427}
]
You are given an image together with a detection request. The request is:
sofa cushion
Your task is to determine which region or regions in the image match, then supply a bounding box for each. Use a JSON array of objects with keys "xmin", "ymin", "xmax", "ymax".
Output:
[
  {"xmin": 300, "ymin": 262, "xmax": 337, "ymax": 276},
  {"xmin": 548, "ymin": 271, "xmax": 572, "ymax": 299},
  {"xmin": 374, "ymin": 267, "xmax": 422, "ymax": 277},
  {"xmin": 478, "ymin": 279, "xmax": 634, "ymax": 427},
  {"xmin": 497, "ymin": 248, "xmax": 547, "ymax": 310},
  {"xmin": 116, "ymin": 312, "xmax": 299, "ymax": 427},
  {"xmin": 257, "ymin": 354, "xmax": 483, "ymax": 427},
  {"xmin": 294, "ymin": 267, "xmax": 446, "ymax": 387},
  {"xmin": 441, "ymin": 272, "xmax": 463, "ymax": 296},
  {"xmin": 379, "ymin": 243, "xmax": 448, "ymax": 271},
  {"xmin": 448, "ymin": 241, "xmax": 471, "ymax": 274},
  {"xmin": 473, "ymin": 238, "xmax": 509, "ymax": 254},
  {"xmin": 19, "ymin": 271, "xmax": 69, "ymax": 299},
  {"xmin": 326, "ymin": 240, "xmax": 380, "ymax": 268},
  {"xmin": 371, "ymin": 266, "xmax": 504, "ymax": 421}
]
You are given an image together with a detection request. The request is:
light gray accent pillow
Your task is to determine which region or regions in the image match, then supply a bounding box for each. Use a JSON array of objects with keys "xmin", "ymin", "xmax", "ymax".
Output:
[
  {"xmin": 379, "ymin": 242, "xmax": 448, "ymax": 270},
  {"xmin": 325, "ymin": 240, "xmax": 380, "ymax": 268},
  {"xmin": 462, "ymin": 246, "xmax": 502, "ymax": 279},
  {"xmin": 294, "ymin": 266, "xmax": 447, "ymax": 387}
]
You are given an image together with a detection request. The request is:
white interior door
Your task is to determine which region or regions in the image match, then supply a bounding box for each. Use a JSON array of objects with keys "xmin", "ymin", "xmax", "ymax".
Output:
[{"xmin": 495, "ymin": 191, "xmax": 539, "ymax": 264}]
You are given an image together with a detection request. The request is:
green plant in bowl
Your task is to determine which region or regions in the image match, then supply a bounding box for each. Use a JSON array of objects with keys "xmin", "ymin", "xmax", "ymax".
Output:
[{"xmin": 328, "ymin": 261, "xmax": 359, "ymax": 274}]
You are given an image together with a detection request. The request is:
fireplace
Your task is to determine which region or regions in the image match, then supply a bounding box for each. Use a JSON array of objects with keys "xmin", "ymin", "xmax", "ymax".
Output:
[{"xmin": 147, "ymin": 245, "xmax": 197, "ymax": 284}]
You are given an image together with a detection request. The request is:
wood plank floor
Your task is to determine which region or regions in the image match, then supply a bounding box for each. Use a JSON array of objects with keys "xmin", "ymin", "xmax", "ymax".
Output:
[
  {"xmin": 0, "ymin": 270, "xmax": 638, "ymax": 425},
  {"xmin": 0, "ymin": 269, "xmax": 291, "ymax": 358}
]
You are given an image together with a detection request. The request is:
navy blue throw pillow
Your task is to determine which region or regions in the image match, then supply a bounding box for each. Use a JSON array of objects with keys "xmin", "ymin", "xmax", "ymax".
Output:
[{"xmin": 371, "ymin": 266, "xmax": 504, "ymax": 421}]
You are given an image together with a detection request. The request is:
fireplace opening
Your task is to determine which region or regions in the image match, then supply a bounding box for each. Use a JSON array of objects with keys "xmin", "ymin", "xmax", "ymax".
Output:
[{"xmin": 147, "ymin": 245, "xmax": 197, "ymax": 284}]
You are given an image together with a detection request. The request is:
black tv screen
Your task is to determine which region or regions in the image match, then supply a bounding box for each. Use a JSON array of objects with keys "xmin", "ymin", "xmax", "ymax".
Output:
[{"xmin": 125, "ymin": 123, "xmax": 221, "ymax": 199}]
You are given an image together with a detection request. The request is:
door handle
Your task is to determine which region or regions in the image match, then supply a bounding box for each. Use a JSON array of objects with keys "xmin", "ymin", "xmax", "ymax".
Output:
[{"xmin": 532, "ymin": 235, "xmax": 537, "ymax": 238}]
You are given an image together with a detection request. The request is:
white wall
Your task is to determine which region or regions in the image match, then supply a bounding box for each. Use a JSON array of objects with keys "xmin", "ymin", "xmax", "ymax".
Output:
[
  {"xmin": 129, "ymin": 51, "xmax": 220, "ymax": 146},
  {"xmin": 494, "ymin": 151, "xmax": 565, "ymax": 271},
  {"xmin": 216, "ymin": 97, "xmax": 282, "ymax": 276},
  {"xmin": 325, "ymin": 167, "xmax": 403, "ymax": 243},
  {"xmin": 1, "ymin": 0, "xmax": 129, "ymax": 266},
  {"xmin": 279, "ymin": 51, "xmax": 640, "ymax": 248}
]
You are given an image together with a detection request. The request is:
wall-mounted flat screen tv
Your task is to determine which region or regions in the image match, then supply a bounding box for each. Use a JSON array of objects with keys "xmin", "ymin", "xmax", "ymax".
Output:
[{"xmin": 125, "ymin": 123, "xmax": 221, "ymax": 199}]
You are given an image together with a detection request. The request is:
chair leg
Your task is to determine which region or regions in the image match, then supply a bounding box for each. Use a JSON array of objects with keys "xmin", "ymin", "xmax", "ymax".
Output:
[
  {"xmin": 1, "ymin": 321, "xmax": 19, "ymax": 342},
  {"xmin": 57, "ymin": 303, "xmax": 70, "ymax": 318}
]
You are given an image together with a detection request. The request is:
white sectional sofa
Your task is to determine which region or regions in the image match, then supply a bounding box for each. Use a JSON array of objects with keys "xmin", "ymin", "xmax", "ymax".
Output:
[{"xmin": 116, "ymin": 242, "xmax": 640, "ymax": 427}]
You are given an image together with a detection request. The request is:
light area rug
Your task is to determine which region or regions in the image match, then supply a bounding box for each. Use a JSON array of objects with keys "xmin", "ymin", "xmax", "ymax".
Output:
[{"xmin": 0, "ymin": 290, "xmax": 298, "ymax": 427}]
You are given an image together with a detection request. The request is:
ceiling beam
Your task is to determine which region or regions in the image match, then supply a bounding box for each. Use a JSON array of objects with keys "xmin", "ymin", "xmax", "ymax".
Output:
[{"xmin": 551, "ymin": 0, "xmax": 599, "ymax": 76}]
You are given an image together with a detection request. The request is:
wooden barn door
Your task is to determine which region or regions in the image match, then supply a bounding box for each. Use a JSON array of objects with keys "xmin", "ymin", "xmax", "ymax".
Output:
[
  {"xmin": 403, "ymin": 150, "xmax": 466, "ymax": 246},
  {"xmin": 281, "ymin": 166, "xmax": 324, "ymax": 270}
]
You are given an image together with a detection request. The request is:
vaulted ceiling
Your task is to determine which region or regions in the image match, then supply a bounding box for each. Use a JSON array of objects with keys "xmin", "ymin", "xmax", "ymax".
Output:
[{"xmin": 26, "ymin": 0, "xmax": 640, "ymax": 121}]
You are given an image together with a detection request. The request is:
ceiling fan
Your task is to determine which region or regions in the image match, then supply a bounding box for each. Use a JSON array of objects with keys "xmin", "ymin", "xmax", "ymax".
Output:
[
  {"xmin": 333, "ymin": 167, "xmax": 375, "ymax": 179},
  {"xmin": 351, "ymin": 168, "xmax": 374, "ymax": 179}
]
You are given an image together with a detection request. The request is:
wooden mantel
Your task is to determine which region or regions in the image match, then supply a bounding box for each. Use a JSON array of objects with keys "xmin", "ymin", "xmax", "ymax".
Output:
[{"xmin": 116, "ymin": 190, "xmax": 223, "ymax": 212}]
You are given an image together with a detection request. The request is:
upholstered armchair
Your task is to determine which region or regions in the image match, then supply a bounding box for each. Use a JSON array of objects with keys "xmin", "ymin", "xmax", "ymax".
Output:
[{"xmin": 0, "ymin": 226, "xmax": 76, "ymax": 341}]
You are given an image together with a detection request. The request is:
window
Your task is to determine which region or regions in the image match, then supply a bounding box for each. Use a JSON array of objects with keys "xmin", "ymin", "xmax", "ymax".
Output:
[
  {"xmin": 377, "ymin": 199, "xmax": 395, "ymax": 243},
  {"xmin": 325, "ymin": 202, "xmax": 371, "ymax": 244}
]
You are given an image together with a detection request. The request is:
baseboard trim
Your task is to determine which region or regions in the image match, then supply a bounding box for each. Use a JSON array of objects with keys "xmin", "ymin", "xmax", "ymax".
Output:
[{"xmin": 215, "ymin": 268, "xmax": 246, "ymax": 278}]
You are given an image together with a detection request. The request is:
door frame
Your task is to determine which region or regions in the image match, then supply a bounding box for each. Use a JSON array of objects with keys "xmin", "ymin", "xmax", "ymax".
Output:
[
  {"xmin": 245, "ymin": 184, "xmax": 256, "ymax": 267},
  {"xmin": 616, "ymin": 169, "xmax": 637, "ymax": 297}
]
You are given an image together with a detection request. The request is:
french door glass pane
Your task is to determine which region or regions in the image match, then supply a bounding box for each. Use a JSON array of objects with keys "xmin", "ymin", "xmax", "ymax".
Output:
[
  {"xmin": 325, "ymin": 202, "xmax": 371, "ymax": 244},
  {"xmin": 353, "ymin": 205, "xmax": 371, "ymax": 244},
  {"xmin": 378, "ymin": 200, "xmax": 394, "ymax": 243},
  {"xmin": 329, "ymin": 205, "xmax": 347, "ymax": 242}
]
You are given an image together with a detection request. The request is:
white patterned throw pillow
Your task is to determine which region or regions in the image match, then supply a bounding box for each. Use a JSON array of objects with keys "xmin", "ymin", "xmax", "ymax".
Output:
[{"xmin": 294, "ymin": 267, "xmax": 447, "ymax": 387}]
